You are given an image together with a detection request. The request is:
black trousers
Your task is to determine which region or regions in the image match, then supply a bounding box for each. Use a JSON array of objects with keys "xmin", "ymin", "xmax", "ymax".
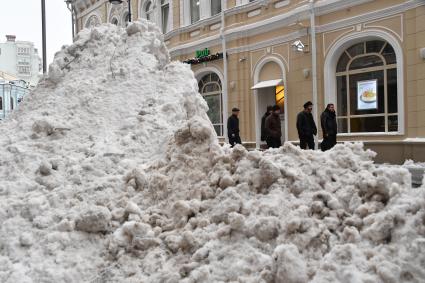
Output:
[
  {"xmin": 300, "ymin": 135, "xmax": 315, "ymax": 150},
  {"xmin": 266, "ymin": 137, "xmax": 281, "ymax": 148},
  {"xmin": 229, "ymin": 135, "xmax": 242, "ymax": 147},
  {"xmin": 321, "ymin": 134, "xmax": 337, "ymax": 151}
]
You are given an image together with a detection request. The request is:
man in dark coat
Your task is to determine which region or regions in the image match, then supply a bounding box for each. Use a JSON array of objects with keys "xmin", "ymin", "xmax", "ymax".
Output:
[
  {"xmin": 227, "ymin": 107, "xmax": 241, "ymax": 147},
  {"xmin": 320, "ymin": 103, "xmax": 337, "ymax": 151},
  {"xmin": 296, "ymin": 101, "xmax": 317, "ymax": 150},
  {"xmin": 265, "ymin": 105, "xmax": 282, "ymax": 148},
  {"xmin": 261, "ymin": 105, "xmax": 273, "ymax": 142}
]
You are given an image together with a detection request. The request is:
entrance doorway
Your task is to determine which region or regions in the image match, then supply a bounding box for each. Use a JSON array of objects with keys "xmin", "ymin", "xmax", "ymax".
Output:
[{"xmin": 252, "ymin": 79, "xmax": 285, "ymax": 147}]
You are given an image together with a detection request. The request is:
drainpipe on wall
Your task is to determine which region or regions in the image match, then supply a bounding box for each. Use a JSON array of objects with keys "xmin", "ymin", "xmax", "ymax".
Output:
[
  {"xmin": 66, "ymin": 1, "xmax": 76, "ymax": 40},
  {"xmin": 220, "ymin": 0, "xmax": 228, "ymax": 142},
  {"xmin": 309, "ymin": 0, "xmax": 319, "ymax": 149}
]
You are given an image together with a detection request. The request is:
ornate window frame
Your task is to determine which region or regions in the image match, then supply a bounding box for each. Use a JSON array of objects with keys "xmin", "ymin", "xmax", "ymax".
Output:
[
  {"xmin": 194, "ymin": 67, "xmax": 226, "ymax": 138},
  {"xmin": 84, "ymin": 12, "xmax": 101, "ymax": 28},
  {"xmin": 324, "ymin": 29, "xmax": 405, "ymax": 136}
]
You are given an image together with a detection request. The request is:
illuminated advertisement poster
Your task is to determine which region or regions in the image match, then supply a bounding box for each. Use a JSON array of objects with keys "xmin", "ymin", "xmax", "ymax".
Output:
[{"xmin": 357, "ymin": 79, "xmax": 377, "ymax": 110}]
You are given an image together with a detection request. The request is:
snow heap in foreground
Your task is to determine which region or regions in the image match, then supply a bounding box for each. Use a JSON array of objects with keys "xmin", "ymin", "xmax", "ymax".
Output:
[{"xmin": 0, "ymin": 21, "xmax": 424, "ymax": 283}]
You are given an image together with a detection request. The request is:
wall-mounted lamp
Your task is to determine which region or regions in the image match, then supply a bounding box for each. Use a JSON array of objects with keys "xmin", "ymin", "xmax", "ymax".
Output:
[
  {"xmin": 239, "ymin": 56, "xmax": 246, "ymax": 62},
  {"xmin": 303, "ymin": 69, "xmax": 310, "ymax": 79},
  {"xmin": 292, "ymin": 40, "xmax": 309, "ymax": 53}
]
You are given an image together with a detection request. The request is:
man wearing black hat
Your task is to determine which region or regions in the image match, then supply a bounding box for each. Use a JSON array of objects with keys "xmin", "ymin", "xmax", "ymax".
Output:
[
  {"xmin": 227, "ymin": 107, "xmax": 241, "ymax": 147},
  {"xmin": 265, "ymin": 105, "xmax": 282, "ymax": 148},
  {"xmin": 296, "ymin": 101, "xmax": 317, "ymax": 150}
]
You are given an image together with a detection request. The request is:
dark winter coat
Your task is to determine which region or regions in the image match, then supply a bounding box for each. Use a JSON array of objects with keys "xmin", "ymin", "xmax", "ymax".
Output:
[
  {"xmin": 261, "ymin": 112, "xmax": 271, "ymax": 141},
  {"xmin": 265, "ymin": 113, "xmax": 281, "ymax": 139},
  {"xmin": 296, "ymin": 111, "xmax": 317, "ymax": 138},
  {"xmin": 320, "ymin": 109, "xmax": 337, "ymax": 136},
  {"xmin": 227, "ymin": 114, "xmax": 240, "ymax": 139}
]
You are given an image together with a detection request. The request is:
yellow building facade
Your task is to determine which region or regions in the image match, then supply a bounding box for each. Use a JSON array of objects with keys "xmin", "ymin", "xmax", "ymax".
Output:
[{"xmin": 71, "ymin": 0, "xmax": 425, "ymax": 163}]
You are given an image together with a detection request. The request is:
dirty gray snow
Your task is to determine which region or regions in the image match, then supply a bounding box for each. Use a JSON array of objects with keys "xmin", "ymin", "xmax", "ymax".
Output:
[{"xmin": 0, "ymin": 21, "xmax": 424, "ymax": 283}]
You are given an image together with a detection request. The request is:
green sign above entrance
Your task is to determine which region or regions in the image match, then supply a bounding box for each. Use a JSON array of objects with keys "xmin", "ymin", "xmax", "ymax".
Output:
[{"xmin": 196, "ymin": 48, "xmax": 210, "ymax": 58}]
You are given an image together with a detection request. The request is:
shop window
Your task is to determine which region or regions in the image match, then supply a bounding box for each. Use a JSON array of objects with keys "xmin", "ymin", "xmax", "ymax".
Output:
[
  {"xmin": 211, "ymin": 0, "xmax": 221, "ymax": 16},
  {"xmin": 198, "ymin": 73, "xmax": 223, "ymax": 136},
  {"xmin": 161, "ymin": 0, "xmax": 170, "ymax": 33},
  {"xmin": 336, "ymin": 40, "xmax": 397, "ymax": 133},
  {"xmin": 190, "ymin": 0, "xmax": 200, "ymax": 23}
]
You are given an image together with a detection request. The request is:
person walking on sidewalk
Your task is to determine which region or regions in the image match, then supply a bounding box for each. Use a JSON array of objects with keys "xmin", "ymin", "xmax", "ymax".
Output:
[
  {"xmin": 296, "ymin": 101, "xmax": 317, "ymax": 150},
  {"xmin": 320, "ymin": 103, "xmax": 337, "ymax": 151},
  {"xmin": 265, "ymin": 105, "xmax": 282, "ymax": 148},
  {"xmin": 227, "ymin": 107, "xmax": 241, "ymax": 147}
]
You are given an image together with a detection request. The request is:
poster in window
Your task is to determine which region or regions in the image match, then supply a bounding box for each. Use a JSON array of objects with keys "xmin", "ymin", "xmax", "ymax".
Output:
[{"xmin": 357, "ymin": 79, "xmax": 377, "ymax": 110}]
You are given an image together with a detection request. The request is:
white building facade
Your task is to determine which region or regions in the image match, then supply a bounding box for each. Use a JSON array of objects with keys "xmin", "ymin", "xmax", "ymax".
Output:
[
  {"xmin": 0, "ymin": 35, "xmax": 41, "ymax": 88},
  {"xmin": 0, "ymin": 74, "xmax": 29, "ymax": 120}
]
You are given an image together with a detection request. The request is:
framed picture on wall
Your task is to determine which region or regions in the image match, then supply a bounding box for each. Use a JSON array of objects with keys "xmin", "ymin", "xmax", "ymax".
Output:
[{"xmin": 357, "ymin": 79, "xmax": 378, "ymax": 110}]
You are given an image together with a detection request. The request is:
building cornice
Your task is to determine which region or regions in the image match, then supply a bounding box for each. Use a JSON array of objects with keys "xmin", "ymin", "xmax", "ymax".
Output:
[{"xmin": 168, "ymin": 0, "xmax": 424, "ymax": 57}]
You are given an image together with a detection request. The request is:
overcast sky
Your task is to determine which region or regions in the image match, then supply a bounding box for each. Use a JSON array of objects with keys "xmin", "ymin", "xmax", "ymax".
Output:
[{"xmin": 0, "ymin": 0, "xmax": 72, "ymax": 70}]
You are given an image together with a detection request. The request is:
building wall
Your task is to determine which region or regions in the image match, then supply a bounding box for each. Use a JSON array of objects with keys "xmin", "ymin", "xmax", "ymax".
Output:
[
  {"xmin": 69, "ymin": 0, "xmax": 425, "ymax": 161},
  {"xmin": 0, "ymin": 37, "xmax": 41, "ymax": 87}
]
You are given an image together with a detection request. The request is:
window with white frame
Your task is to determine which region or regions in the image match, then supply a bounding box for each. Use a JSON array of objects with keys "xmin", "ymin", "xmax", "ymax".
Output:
[
  {"xmin": 198, "ymin": 73, "xmax": 223, "ymax": 136},
  {"xmin": 190, "ymin": 0, "xmax": 200, "ymax": 23},
  {"xmin": 335, "ymin": 40, "xmax": 398, "ymax": 133},
  {"xmin": 211, "ymin": 0, "xmax": 221, "ymax": 16},
  {"xmin": 161, "ymin": 0, "xmax": 170, "ymax": 33},
  {"xmin": 145, "ymin": 0, "xmax": 154, "ymax": 21}
]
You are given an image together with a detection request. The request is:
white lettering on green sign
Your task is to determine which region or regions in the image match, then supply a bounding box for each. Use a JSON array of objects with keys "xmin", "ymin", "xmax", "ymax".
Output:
[{"xmin": 196, "ymin": 48, "xmax": 210, "ymax": 58}]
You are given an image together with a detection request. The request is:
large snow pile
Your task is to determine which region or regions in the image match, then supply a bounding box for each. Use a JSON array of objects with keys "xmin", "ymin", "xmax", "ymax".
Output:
[{"xmin": 1, "ymin": 21, "xmax": 425, "ymax": 283}]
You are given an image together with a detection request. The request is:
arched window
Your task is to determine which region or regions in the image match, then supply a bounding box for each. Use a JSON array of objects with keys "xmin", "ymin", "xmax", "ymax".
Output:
[
  {"xmin": 335, "ymin": 40, "xmax": 398, "ymax": 133},
  {"xmin": 145, "ymin": 1, "xmax": 153, "ymax": 21},
  {"xmin": 161, "ymin": 0, "xmax": 170, "ymax": 33},
  {"xmin": 190, "ymin": 0, "xmax": 200, "ymax": 23},
  {"xmin": 0, "ymin": 96, "xmax": 3, "ymax": 110},
  {"xmin": 85, "ymin": 14, "xmax": 100, "ymax": 28},
  {"xmin": 111, "ymin": 17, "xmax": 119, "ymax": 25},
  {"xmin": 198, "ymin": 73, "xmax": 223, "ymax": 136},
  {"xmin": 10, "ymin": 97, "xmax": 14, "ymax": 110}
]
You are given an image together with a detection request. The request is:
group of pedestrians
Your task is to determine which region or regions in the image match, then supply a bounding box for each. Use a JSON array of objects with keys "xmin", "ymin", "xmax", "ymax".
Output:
[{"xmin": 227, "ymin": 102, "xmax": 337, "ymax": 151}]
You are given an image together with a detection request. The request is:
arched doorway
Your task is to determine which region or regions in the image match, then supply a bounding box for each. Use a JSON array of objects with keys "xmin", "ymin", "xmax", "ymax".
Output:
[{"xmin": 252, "ymin": 56, "xmax": 287, "ymax": 148}]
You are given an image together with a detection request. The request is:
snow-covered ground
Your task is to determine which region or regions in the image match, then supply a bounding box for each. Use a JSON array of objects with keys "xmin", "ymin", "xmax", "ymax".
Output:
[{"xmin": 0, "ymin": 21, "xmax": 425, "ymax": 283}]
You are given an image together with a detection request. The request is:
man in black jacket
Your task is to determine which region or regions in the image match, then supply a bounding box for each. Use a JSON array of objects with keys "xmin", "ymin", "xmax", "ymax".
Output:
[
  {"xmin": 296, "ymin": 101, "xmax": 317, "ymax": 150},
  {"xmin": 261, "ymin": 105, "xmax": 273, "ymax": 143},
  {"xmin": 265, "ymin": 105, "xmax": 282, "ymax": 148},
  {"xmin": 227, "ymin": 107, "xmax": 241, "ymax": 147},
  {"xmin": 320, "ymin": 103, "xmax": 337, "ymax": 151}
]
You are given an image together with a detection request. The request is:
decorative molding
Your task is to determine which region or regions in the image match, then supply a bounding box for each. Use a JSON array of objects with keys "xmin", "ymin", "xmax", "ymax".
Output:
[
  {"xmin": 169, "ymin": 0, "xmax": 424, "ymax": 58},
  {"xmin": 247, "ymin": 9, "xmax": 262, "ymax": 18},
  {"xmin": 275, "ymin": 0, "xmax": 290, "ymax": 9},
  {"xmin": 322, "ymin": 26, "xmax": 355, "ymax": 57},
  {"xmin": 190, "ymin": 30, "xmax": 201, "ymax": 37},
  {"xmin": 363, "ymin": 14, "xmax": 403, "ymax": 42},
  {"xmin": 210, "ymin": 23, "xmax": 221, "ymax": 31}
]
